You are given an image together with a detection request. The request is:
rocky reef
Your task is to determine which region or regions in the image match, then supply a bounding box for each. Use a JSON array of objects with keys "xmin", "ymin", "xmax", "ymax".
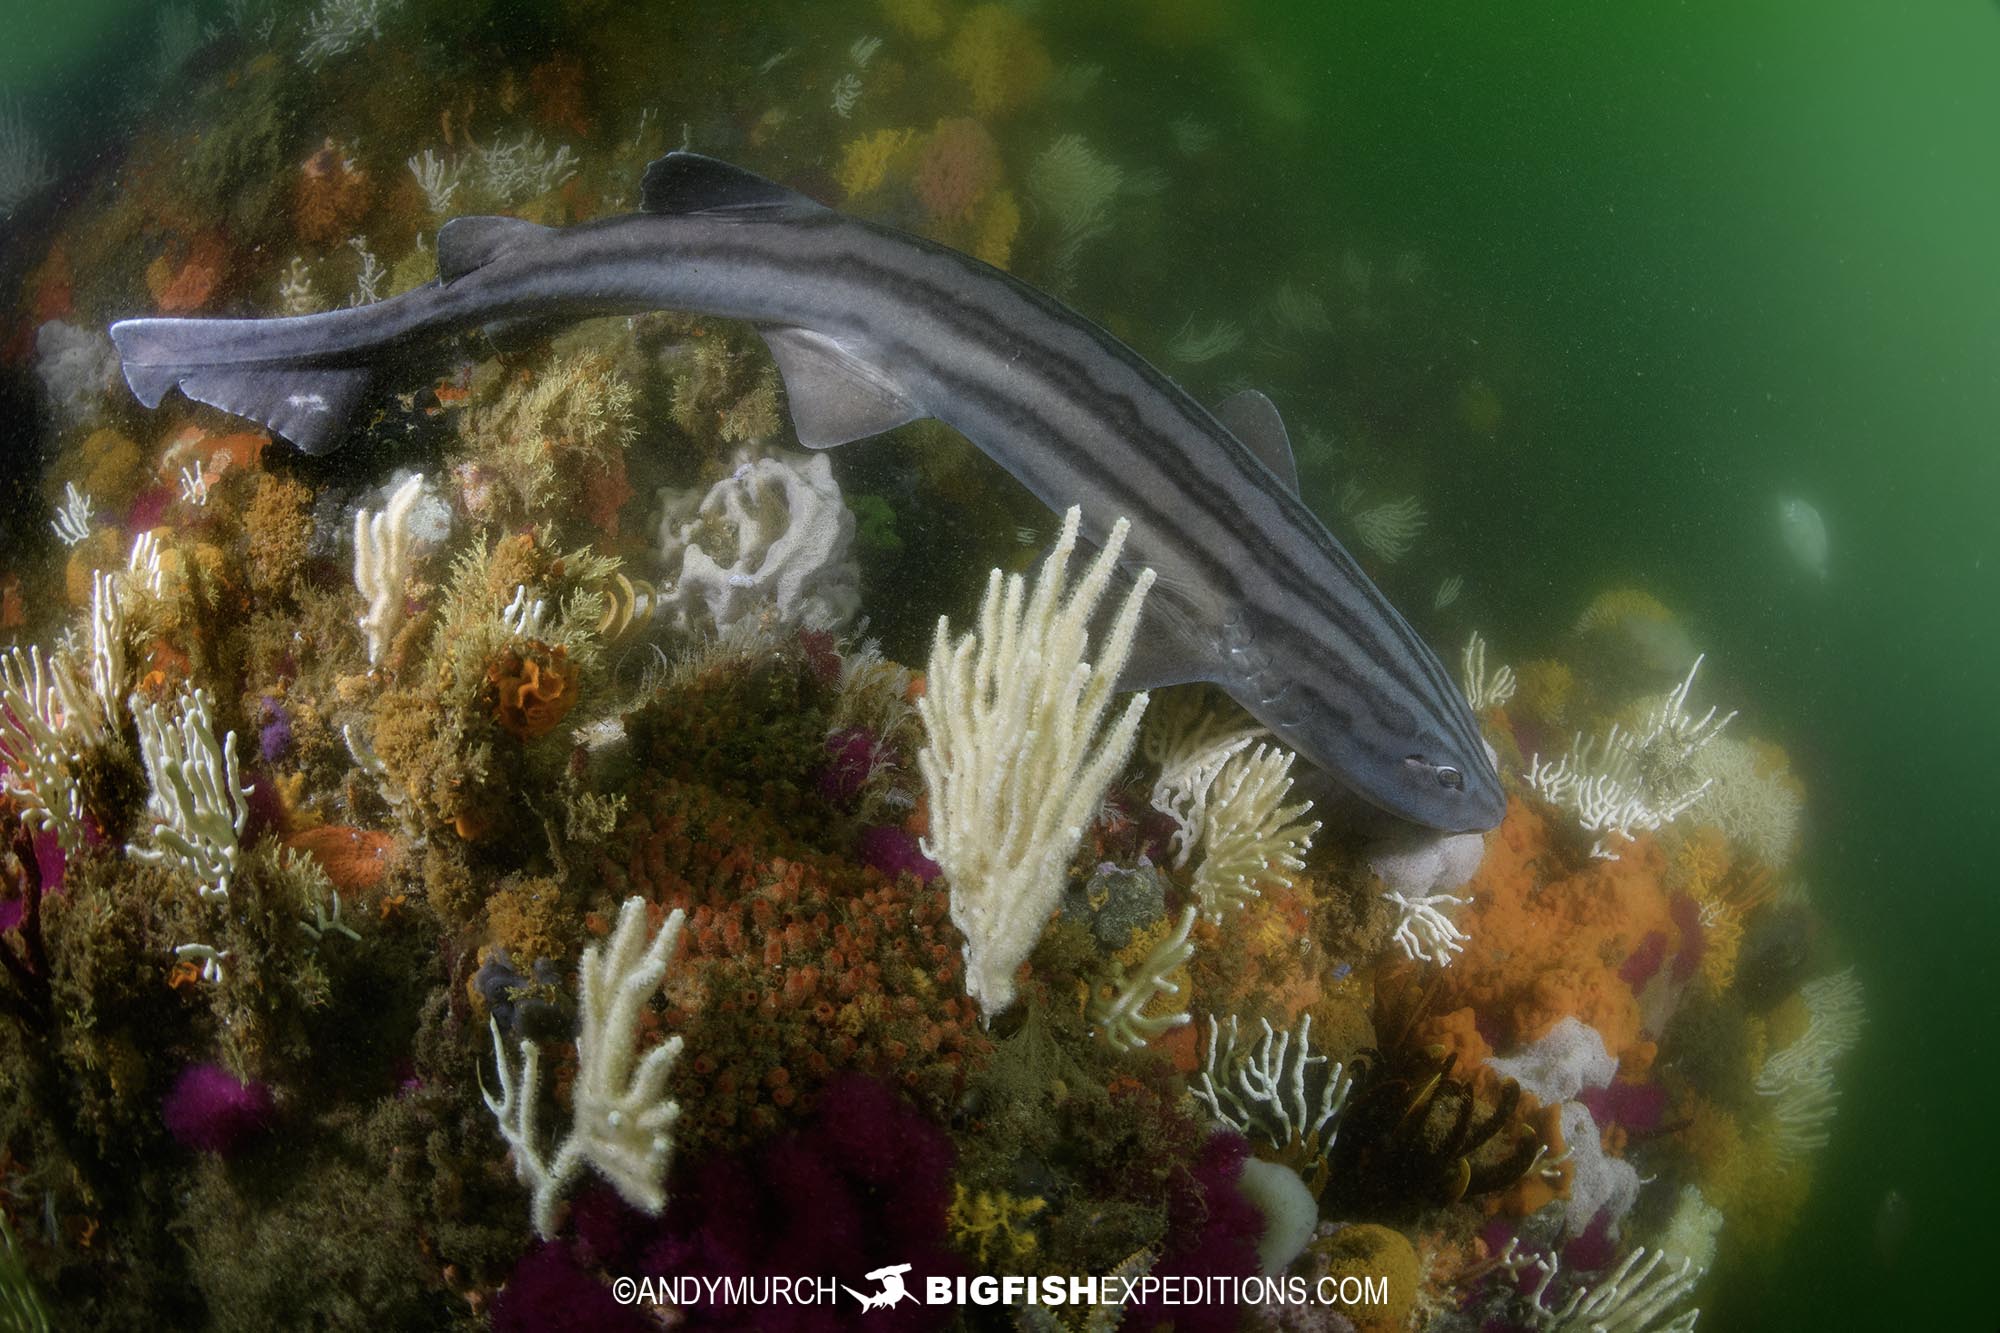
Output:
[{"xmin": 0, "ymin": 2, "xmax": 1857, "ymax": 1330}]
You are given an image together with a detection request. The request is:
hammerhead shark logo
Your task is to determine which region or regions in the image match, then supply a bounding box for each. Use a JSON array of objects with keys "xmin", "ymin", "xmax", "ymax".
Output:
[{"xmin": 842, "ymin": 1263, "xmax": 914, "ymax": 1311}]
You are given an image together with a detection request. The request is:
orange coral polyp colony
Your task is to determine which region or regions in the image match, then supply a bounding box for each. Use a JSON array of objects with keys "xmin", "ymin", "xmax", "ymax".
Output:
[{"xmin": 1424, "ymin": 798, "xmax": 1682, "ymax": 1071}]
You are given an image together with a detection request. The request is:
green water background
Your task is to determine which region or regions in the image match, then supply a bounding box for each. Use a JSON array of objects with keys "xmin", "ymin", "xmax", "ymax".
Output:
[
  {"xmin": 1257, "ymin": 4, "xmax": 1997, "ymax": 1327},
  {"xmin": 4, "ymin": 0, "xmax": 1995, "ymax": 1326}
]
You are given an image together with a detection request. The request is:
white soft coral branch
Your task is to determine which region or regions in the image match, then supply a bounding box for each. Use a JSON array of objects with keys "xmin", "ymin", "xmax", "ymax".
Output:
[
  {"xmin": 127, "ymin": 687, "xmax": 252, "ymax": 899},
  {"xmin": 353, "ymin": 473, "xmax": 425, "ymax": 666},
  {"xmin": 484, "ymin": 897, "xmax": 688, "ymax": 1239},
  {"xmin": 917, "ymin": 505, "xmax": 1153, "ymax": 1019},
  {"xmin": 1090, "ymin": 905, "xmax": 1196, "ymax": 1052}
]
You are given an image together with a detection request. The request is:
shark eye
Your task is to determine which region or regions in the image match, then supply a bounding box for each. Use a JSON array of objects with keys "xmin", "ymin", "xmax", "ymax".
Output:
[{"xmin": 1404, "ymin": 754, "xmax": 1464, "ymax": 790}]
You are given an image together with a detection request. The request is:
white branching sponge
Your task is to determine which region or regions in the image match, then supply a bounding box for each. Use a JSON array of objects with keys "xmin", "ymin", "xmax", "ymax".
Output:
[
  {"xmin": 1187, "ymin": 744, "xmax": 1320, "ymax": 920},
  {"xmin": 85, "ymin": 571, "xmax": 127, "ymax": 731},
  {"xmin": 0, "ymin": 575, "xmax": 127, "ymax": 851},
  {"xmin": 1091, "ymin": 905, "xmax": 1197, "ymax": 1052},
  {"xmin": 50, "ymin": 482, "xmax": 93, "ymax": 546},
  {"xmin": 1190, "ymin": 1013, "xmax": 1354, "ymax": 1180},
  {"xmin": 1027, "ymin": 135, "xmax": 1124, "ymax": 289},
  {"xmin": 484, "ymin": 897, "xmax": 687, "ymax": 1240},
  {"xmin": 1344, "ymin": 492, "xmax": 1427, "ymax": 563},
  {"xmin": 1754, "ymin": 965, "xmax": 1864, "ymax": 1160},
  {"xmin": 353, "ymin": 473, "xmax": 426, "ymax": 666},
  {"xmin": 1383, "ymin": 889, "xmax": 1472, "ymax": 965},
  {"xmin": 1143, "ymin": 691, "xmax": 1265, "ymax": 870},
  {"xmin": 1524, "ymin": 654, "xmax": 1736, "ymax": 860},
  {"xmin": 1461, "ymin": 630, "xmax": 1517, "ymax": 712},
  {"xmin": 0, "ymin": 646, "xmax": 98, "ymax": 850},
  {"xmin": 918, "ymin": 505, "xmax": 1154, "ymax": 1019},
  {"xmin": 128, "ymin": 688, "xmax": 252, "ymax": 899},
  {"xmin": 1528, "ymin": 1244, "xmax": 1703, "ymax": 1332}
]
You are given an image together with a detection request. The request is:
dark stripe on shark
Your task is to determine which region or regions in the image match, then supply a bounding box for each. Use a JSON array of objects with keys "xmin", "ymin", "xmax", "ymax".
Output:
[
  {"xmin": 654, "ymin": 221, "xmax": 1483, "ymax": 759},
  {"xmin": 627, "ymin": 227, "xmax": 1393, "ymax": 627},
  {"xmin": 724, "ymin": 245, "xmax": 1488, "ymax": 768},
  {"xmin": 144, "ymin": 224, "xmax": 1481, "ymax": 772},
  {"xmin": 109, "ymin": 153, "xmax": 1502, "ymax": 830}
]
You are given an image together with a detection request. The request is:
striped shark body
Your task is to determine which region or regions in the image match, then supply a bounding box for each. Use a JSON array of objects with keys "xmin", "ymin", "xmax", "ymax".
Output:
[{"xmin": 109, "ymin": 152, "xmax": 1503, "ymax": 832}]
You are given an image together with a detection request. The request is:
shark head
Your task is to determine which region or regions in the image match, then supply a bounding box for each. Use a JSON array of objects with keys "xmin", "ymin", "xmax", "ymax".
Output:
[
  {"xmin": 1306, "ymin": 705, "xmax": 1506, "ymax": 834},
  {"xmin": 1392, "ymin": 739, "xmax": 1507, "ymax": 832},
  {"xmin": 1227, "ymin": 602, "xmax": 1506, "ymax": 834}
]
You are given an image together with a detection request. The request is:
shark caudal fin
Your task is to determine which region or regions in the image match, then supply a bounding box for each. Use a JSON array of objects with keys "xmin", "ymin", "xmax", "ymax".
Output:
[{"xmin": 108, "ymin": 318, "xmax": 372, "ymax": 456}]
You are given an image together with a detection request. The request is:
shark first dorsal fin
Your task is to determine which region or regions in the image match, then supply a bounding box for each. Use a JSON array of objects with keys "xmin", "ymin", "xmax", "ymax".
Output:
[
  {"xmin": 1212, "ymin": 388, "xmax": 1299, "ymax": 495},
  {"xmin": 436, "ymin": 216, "xmax": 553, "ymax": 284},
  {"xmin": 759, "ymin": 325, "xmax": 924, "ymax": 447},
  {"xmin": 640, "ymin": 152, "xmax": 826, "ymax": 218}
]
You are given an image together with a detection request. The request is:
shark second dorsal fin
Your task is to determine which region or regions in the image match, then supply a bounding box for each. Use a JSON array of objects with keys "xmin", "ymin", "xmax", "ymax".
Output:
[
  {"xmin": 640, "ymin": 152, "xmax": 826, "ymax": 218},
  {"xmin": 1212, "ymin": 388, "xmax": 1299, "ymax": 495},
  {"xmin": 759, "ymin": 325, "xmax": 925, "ymax": 448},
  {"xmin": 436, "ymin": 216, "xmax": 553, "ymax": 284}
]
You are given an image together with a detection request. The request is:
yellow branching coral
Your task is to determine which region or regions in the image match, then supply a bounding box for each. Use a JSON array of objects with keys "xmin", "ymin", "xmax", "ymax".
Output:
[
  {"xmin": 836, "ymin": 128, "xmax": 916, "ymax": 200},
  {"xmin": 422, "ymin": 533, "xmax": 618, "ymax": 717},
  {"xmin": 665, "ymin": 325, "xmax": 781, "ymax": 454},
  {"xmin": 1671, "ymin": 829, "xmax": 1748, "ymax": 990},
  {"xmin": 949, "ymin": 1183, "xmax": 1046, "ymax": 1263},
  {"xmin": 1682, "ymin": 1095, "xmax": 1814, "ymax": 1253},
  {"xmin": 715, "ymin": 373, "xmax": 782, "ymax": 445},
  {"xmin": 1695, "ymin": 902, "xmax": 1744, "ymax": 992},
  {"xmin": 1669, "ymin": 827, "xmax": 1728, "ymax": 896},
  {"xmin": 457, "ymin": 352, "xmax": 636, "ymax": 527}
]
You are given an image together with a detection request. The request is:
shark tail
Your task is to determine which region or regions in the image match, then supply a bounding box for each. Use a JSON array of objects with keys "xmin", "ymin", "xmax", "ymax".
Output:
[{"xmin": 108, "ymin": 318, "xmax": 373, "ymax": 456}]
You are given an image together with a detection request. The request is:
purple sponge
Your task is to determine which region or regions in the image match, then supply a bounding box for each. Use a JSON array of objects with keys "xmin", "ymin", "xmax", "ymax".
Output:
[{"xmin": 163, "ymin": 1063, "xmax": 275, "ymax": 1155}]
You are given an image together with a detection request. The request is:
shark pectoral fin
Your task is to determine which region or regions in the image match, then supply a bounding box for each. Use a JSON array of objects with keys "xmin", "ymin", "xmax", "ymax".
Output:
[
  {"xmin": 436, "ymin": 216, "xmax": 554, "ymax": 283},
  {"xmin": 758, "ymin": 325, "xmax": 925, "ymax": 448},
  {"xmin": 1212, "ymin": 388, "xmax": 1299, "ymax": 495},
  {"xmin": 640, "ymin": 152, "xmax": 829, "ymax": 218},
  {"xmin": 1114, "ymin": 574, "xmax": 1222, "ymax": 691}
]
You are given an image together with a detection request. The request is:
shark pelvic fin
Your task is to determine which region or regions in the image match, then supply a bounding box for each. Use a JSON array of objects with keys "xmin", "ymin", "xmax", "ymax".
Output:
[
  {"xmin": 758, "ymin": 325, "xmax": 924, "ymax": 447},
  {"xmin": 640, "ymin": 152, "xmax": 827, "ymax": 219},
  {"xmin": 177, "ymin": 364, "xmax": 374, "ymax": 456},
  {"xmin": 1212, "ymin": 388, "xmax": 1299, "ymax": 495},
  {"xmin": 436, "ymin": 216, "xmax": 553, "ymax": 284}
]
